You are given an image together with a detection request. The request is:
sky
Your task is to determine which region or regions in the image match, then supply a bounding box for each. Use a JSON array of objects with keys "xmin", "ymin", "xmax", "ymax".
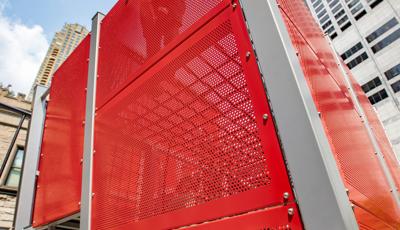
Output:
[{"xmin": 0, "ymin": 0, "xmax": 116, "ymax": 94}]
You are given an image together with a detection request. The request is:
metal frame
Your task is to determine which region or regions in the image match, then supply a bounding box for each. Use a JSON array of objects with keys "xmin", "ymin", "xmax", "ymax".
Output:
[
  {"xmin": 325, "ymin": 35, "xmax": 400, "ymax": 207},
  {"xmin": 80, "ymin": 12, "xmax": 104, "ymax": 230},
  {"xmin": 239, "ymin": 0, "xmax": 359, "ymax": 229},
  {"xmin": 14, "ymin": 85, "xmax": 49, "ymax": 230}
]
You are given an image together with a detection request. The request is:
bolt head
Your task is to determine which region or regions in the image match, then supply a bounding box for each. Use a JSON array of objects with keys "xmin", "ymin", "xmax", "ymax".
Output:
[
  {"xmin": 283, "ymin": 192, "xmax": 290, "ymax": 200},
  {"xmin": 288, "ymin": 208, "xmax": 294, "ymax": 216},
  {"xmin": 263, "ymin": 114, "xmax": 269, "ymax": 120}
]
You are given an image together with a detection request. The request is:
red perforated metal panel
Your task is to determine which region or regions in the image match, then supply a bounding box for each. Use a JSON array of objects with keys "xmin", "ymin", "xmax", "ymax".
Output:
[
  {"xmin": 96, "ymin": 0, "xmax": 230, "ymax": 108},
  {"xmin": 92, "ymin": 4, "xmax": 296, "ymax": 230},
  {"xmin": 187, "ymin": 203, "xmax": 302, "ymax": 230},
  {"xmin": 278, "ymin": 0, "xmax": 400, "ymax": 229},
  {"xmin": 346, "ymin": 69, "xmax": 400, "ymax": 190},
  {"xmin": 32, "ymin": 36, "xmax": 90, "ymax": 227}
]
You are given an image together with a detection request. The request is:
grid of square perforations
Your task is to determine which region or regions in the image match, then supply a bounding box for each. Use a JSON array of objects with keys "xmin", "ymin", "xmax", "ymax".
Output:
[
  {"xmin": 93, "ymin": 19, "xmax": 271, "ymax": 229},
  {"xmin": 96, "ymin": 0, "xmax": 227, "ymax": 108}
]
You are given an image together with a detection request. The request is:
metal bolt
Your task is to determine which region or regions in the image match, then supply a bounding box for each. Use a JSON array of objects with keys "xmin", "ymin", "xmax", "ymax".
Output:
[
  {"xmin": 246, "ymin": 51, "xmax": 251, "ymax": 61},
  {"xmin": 263, "ymin": 114, "xmax": 268, "ymax": 121},
  {"xmin": 92, "ymin": 193, "xmax": 95, "ymax": 198},
  {"xmin": 232, "ymin": 3, "xmax": 237, "ymax": 9},
  {"xmin": 80, "ymin": 158, "xmax": 83, "ymax": 164},
  {"xmin": 283, "ymin": 192, "xmax": 290, "ymax": 200},
  {"xmin": 288, "ymin": 208, "xmax": 294, "ymax": 216}
]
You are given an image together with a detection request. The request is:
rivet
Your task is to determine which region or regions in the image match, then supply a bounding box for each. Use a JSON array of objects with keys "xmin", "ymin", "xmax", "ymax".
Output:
[
  {"xmin": 92, "ymin": 193, "xmax": 95, "ymax": 198},
  {"xmin": 263, "ymin": 114, "xmax": 268, "ymax": 121},
  {"xmin": 232, "ymin": 3, "xmax": 237, "ymax": 9},
  {"xmin": 80, "ymin": 158, "xmax": 83, "ymax": 164},
  {"xmin": 283, "ymin": 192, "xmax": 290, "ymax": 200},
  {"xmin": 318, "ymin": 112, "xmax": 321, "ymax": 118},
  {"xmin": 246, "ymin": 51, "xmax": 251, "ymax": 61},
  {"xmin": 288, "ymin": 208, "xmax": 294, "ymax": 216},
  {"xmin": 78, "ymin": 202, "xmax": 81, "ymax": 206},
  {"xmin": 346, "ymin": 188, "xmax": 350, "ymax": 196}
]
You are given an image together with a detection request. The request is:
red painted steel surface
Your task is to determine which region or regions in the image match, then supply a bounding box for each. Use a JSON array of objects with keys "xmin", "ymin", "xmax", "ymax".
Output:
[
  {"xmin": 96, "ymin": 0, "xmax": 230, "ymax": 108},
  {"xmin": 187, "ymin": 203, "xmax": 302, "ymax": 230},
  {"xmin": 92, "ymin": 2, "xmax": 296, "ymax": 229},
  {"xmin": 278, "ymin": 0, "xmax": 400, "ymax": 229},
  {"xmin": 32, "ymin": 36, "xmax": 90, "ymax": 227}
]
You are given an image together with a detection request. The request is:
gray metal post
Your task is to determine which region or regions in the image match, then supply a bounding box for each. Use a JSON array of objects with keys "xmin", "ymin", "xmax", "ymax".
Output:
[
  {"xmin": 80, "ymin": 12, "xmax": 104, "ymax": 230},
  {"xmin": 325, "ymin": 35, "xmax": 400, "ymax": 207},
  {"xmin": 239, "ymin": 0, "xmax": 359, "ymax": 229},
  {"xmin": 14, "ymin": 85, "xmax": 49, "ymax": 230}
]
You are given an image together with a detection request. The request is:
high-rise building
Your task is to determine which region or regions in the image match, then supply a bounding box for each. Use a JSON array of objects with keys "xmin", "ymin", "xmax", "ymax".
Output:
[
  {"xmin": 27, "ymin": 23, "xmax": 89, "ymax": 100},
  {"xmin": 305, "ymin": 0, "xmax": 400, "ymax": 159}
]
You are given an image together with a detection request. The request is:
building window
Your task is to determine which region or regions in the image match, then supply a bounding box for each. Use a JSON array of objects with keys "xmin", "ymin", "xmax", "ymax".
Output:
[
  {"xmin": 346, "ymin": 52, "xmax": 368, "ymax": 69},
  {"xmin": 366, "ymin": 18, "xmax": 398, "ymax": 43},
  {"xmin": 341, "ymin": 42, "xmax": 363, "ymax": 60},
  {"xmin": 329, "ymin": 0, "xmax": 339, "ymax": 8},
  {"xmin": 315, "ymin": 3, "xmax": 325, "ymax": 13},
  {"xmin": 322, "ymin": 20, "xmax": 332, "ymax": 30},
  {"xmin": 313, "ymin": 0, "xmax": 322, "ymax": 8},
  {"xmin": 391, "ymin": 80, "xmax": 400, "ymax": 93},
  {"xmin": 331, "ymin": 4, "xmax": 342, "ymax": 14},
  {"xmin": 320, "ymin": 14, "xmax": 330, "ymax": 25},
  {"xmin": 361, "ymin": 77, "xmax": 382, "ymax": 93},
  {"xmin": 371, "ymin": 28, "xmax": 400, "ymax": 53},
  {"xmin": 347, "ymin": 0, "xmax": 360, "ymax": 9},
  {"xmin": 351, "ymin": 3, "xmax": 363, "ymax": 15},
  {"xmin": 384, "ymin": 63, "xmax": 400, "ymax": 80},
  {"xmin": 341, "ymin": 22, "xmax": 352, "ymax": 31},
  {"xmin": 338, "ymin": 15, "xmax": 349, "ymax": 26},
  {"xmin": 368, "ymin": 89, "xmax": 388, "ymax": 104},
  {"xmin": 5, "ymin": 148, "xmax": 24, "ymax": 188},
  {"xmin": 317, "ymin": 9, "xmax": 327, "ymax": 19},
  {"xmin": 334, "ymin": 9, "xmax": 345, "ymax": 19},
  {"xmin": 369, "ymin": 0, "xmax": 383, "ymax": 9},
  {"xmin": 354, "ymin": 10, "xmax": 367, "ymax": 21}
]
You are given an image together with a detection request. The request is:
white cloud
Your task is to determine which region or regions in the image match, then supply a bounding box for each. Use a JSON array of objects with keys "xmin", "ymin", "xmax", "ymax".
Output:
[{"xmin": 0, "ymin": 1, "xmax": 48, "ymax": 95}]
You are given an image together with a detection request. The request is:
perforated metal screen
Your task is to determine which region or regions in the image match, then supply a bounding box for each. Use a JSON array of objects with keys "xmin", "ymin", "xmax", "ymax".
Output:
[
  {"xmin": 32, "ymin": 36, "xmax": 90, "ymax": 227},
  {"xmin": 96, "ymin": 0, "xmax": 228, "ymax": 108},
  {"xmin": 278, "ymin": 0, "xmax": 400, "ymax": 228},
  {"xmin": 92, "ymin": 2, "xmax": 297, "ymax": 229}
]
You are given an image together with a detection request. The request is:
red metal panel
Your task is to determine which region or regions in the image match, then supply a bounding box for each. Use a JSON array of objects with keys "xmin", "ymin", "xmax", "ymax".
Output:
[
  {"xmin": 186, "ymin": 203, "xmax": 302, "ymax": 230},
  {"xmin": 96, "ymin": 0, "xmax": 230, "ymax": 108},
  {"xmin": 32, "ymin": 36, "xmax": 90, "ymax": 227},
  {"xmin": 278, "ymin": 0, "xmax": 400, "ymax": 229},
  {"xmin": 345, "ymin": 68, "xmax": 400, "ymax": 189},
  {"xmin": 92, "ymin": 4, "xmax": 296, "ymax": 230}
]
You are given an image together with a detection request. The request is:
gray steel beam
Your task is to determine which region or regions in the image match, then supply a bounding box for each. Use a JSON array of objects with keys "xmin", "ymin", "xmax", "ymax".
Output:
[
  {"xmin": 14, "ymin": 85, "xmax": 49, "ymax": 230},
  {"xmin": 80, "ymin": 12, "xmax": 104, "ymax": 230},
  {"xmin": 239, "ymin": 0, "xmax": 358, "ymax": 229}
]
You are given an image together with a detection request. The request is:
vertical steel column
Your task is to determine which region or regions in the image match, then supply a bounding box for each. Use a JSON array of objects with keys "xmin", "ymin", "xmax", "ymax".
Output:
[
  {"xmin": 14, "ymin": 85, "xmax": 49, "ymax": 230},
  {"xmin": 325, "ymin": 35, "xmax": 400, "ymax": 207},
  {"xmin": 239, "ymin": 0, "xmax": 358, "ymax": 229},
  {"xmin": 80, "ymin": 12, "xmax": 104, "ymax": 230}
]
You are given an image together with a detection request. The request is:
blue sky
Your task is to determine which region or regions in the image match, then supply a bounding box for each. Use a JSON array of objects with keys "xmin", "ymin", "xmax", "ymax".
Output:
[
  {"xmin": 0, "ymin": 0, "xmax": 116, "ymax": 94},
  {"xmin": 3, "ymin": 0, "xmax": 116, "ymax": 39}
]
